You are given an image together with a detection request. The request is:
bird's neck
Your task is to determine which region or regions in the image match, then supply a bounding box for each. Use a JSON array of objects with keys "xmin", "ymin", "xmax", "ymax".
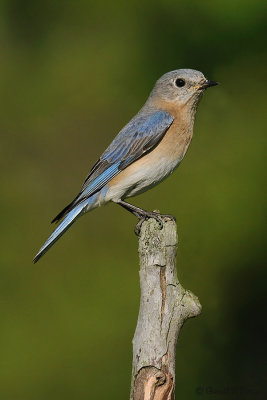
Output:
[{"xmin": 144, "ymin": 97, "xmax": 199, "ymax": 134}]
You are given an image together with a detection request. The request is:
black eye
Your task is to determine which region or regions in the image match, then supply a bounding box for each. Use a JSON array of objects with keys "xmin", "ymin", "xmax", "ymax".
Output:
[{"xmin": 175, "ymin": 78, "xmax": 185, "ymax": 87}]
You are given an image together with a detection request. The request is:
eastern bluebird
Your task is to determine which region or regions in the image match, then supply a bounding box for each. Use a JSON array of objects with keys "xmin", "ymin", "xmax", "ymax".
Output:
[{"xmin": 34, "ymin": 69, "xmax": 218, "ymax": 262}]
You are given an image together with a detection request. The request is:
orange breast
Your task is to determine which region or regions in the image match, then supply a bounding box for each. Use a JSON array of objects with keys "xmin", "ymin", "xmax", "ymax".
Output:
[{"xmin": 110, "ymin": 105, "xmax": 194, "ymax": 187}]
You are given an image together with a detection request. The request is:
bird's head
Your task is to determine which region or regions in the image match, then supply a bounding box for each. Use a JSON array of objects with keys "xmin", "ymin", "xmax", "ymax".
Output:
[{"xmin": 150, "ymin": 69, "xmax": 218, "ymax": 109}]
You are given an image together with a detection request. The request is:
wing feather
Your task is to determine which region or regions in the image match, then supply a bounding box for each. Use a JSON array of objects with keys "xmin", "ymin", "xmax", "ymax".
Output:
[
  {"xmin": 82, "ymin": 110, "xmax": 173, "ymax": 193},
  {"xmin": 52, "ymin": 110, "xmax": 173, "ymax": 223}
]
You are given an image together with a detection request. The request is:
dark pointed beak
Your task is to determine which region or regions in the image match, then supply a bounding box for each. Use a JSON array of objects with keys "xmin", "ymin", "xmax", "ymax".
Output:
[{"xmin": 200, "ymin": 80, "xmax": 219, "ymax": 89}]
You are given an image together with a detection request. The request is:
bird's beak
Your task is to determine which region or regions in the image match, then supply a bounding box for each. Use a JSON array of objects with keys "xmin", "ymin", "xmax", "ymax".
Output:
[{"xmin": 200, "ymin": 80, "xmax": 219, "ymax": 90}]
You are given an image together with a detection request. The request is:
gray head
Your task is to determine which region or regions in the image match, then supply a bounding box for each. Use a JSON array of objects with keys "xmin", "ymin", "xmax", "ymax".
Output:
[{"xmin": 150, "ymin": 69, "xmax": 218, "ymax": 107}]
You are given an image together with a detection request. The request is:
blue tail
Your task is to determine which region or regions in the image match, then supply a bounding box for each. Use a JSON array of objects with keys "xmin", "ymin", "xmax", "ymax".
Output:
[{"xmin": 33, "ymin": 200, "xmax": 88, "ymax": 263}]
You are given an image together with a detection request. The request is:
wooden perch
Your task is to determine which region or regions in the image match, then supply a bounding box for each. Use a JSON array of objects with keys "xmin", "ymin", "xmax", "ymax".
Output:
[{"xmin": 130, "ymin": 218, "xmax": 202, "ymax": 400}]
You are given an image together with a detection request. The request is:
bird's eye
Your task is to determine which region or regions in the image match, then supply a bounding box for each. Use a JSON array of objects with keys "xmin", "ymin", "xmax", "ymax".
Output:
[{"xmin": 175, "ymin": 78, "xmax": 185, "ymax": 87}]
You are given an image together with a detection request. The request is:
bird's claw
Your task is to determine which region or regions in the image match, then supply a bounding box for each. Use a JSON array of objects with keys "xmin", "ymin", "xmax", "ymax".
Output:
[
  {"xmin": 134, "ymin": 212, "xmax": 176, "ymax": 236},
  {"xmin": 134, "ymin": 218, "xmax": 146, "ymax": 236}
]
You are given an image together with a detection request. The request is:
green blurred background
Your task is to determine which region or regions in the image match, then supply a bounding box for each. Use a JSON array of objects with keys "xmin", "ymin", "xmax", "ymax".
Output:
[{"xmin": 0, "ymin": 0, "xmax": 266, "ymax": 399}]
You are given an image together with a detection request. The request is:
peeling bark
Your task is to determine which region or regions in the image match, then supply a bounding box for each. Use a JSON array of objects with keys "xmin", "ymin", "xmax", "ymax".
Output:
[{"xmin": 130, "ymin": 218, "xmax": 201, "ymax": 400}]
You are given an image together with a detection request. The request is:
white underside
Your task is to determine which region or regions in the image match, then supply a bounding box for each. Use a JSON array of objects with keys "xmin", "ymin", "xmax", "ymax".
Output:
[{"xmin": 105, "ymin": 155, "xmax": 182, "ymax": 203}]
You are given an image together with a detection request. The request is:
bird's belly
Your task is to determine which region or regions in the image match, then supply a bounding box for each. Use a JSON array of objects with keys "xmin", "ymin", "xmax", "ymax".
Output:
[
  {"xmin": 106, "ymin": 121, "xmax": 193, "ymax": 202},
  {"xmin": 126, "ymin": 156, "xmax": 180, "ymax": 197},
  {"xmin": 106, "ymin": 154, "xmax": 181, "ymax": 202}
]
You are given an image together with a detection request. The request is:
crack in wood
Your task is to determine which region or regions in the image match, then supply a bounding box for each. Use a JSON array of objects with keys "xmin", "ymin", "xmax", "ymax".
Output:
[{"xmin": 160, "ymin": 266, "xmax": 166, "ymax": 327}]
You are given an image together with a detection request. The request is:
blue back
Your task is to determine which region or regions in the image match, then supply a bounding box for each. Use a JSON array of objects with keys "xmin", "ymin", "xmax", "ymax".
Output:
[{"xmin": 77, "ymin": 110, "xmax": 174, "ymax": 202}]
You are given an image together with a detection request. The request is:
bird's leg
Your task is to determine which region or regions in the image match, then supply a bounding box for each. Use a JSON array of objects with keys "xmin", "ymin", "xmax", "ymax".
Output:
[{"xmin": 117, "ymin": 200, "xmax": 176, "ymax": 235}]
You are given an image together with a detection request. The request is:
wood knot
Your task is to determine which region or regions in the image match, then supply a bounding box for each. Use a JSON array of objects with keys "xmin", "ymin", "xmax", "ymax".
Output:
[{"xmin": 133, "ymin": 367, "xmax": 174, "ymax": 400}]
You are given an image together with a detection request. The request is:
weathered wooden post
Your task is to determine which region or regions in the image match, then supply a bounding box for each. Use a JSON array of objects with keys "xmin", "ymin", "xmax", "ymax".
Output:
[{"xmin": 130, "ymin": 218, "xmax": 201, "ymax": 400}]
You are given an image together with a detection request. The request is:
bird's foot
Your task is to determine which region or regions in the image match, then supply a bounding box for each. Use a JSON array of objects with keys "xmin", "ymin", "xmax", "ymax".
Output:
[
  {"xmin": 134, "ymin": 217, "xmax": 147, "ymax": 236},
  {"xmin": 134, "ymin": 211, "xmax": 176, "ymax": 236}
]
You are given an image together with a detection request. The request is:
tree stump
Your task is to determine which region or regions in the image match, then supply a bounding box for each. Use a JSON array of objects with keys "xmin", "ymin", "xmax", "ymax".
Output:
[{"xmin": 130, "ymin": 218, "xmax": 201, "ymax": 400}]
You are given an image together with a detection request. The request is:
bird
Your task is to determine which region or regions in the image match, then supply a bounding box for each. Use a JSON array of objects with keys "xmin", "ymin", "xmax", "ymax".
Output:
[{"xmin": 33, "ymin": 69, "xmax": 218, "ymax": 263}]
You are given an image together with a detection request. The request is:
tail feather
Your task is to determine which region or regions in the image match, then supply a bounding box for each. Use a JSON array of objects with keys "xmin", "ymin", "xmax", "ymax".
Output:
[
  {"xmin": 51, "ymin": 195, "xmax": 80, "ymax": 224},
  {"xmin": 33, "ymin": 200, "xmax": 87, "ymax": 263},
  {"xmin": 51, "ymin": 200, "xmax": 74, "ymax": 224}
]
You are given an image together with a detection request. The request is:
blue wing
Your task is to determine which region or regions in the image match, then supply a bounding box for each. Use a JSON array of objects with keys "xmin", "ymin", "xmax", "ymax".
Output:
[{"xmin": 52, "ymin": 109, "xmax": 173, "ymax": 222}]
